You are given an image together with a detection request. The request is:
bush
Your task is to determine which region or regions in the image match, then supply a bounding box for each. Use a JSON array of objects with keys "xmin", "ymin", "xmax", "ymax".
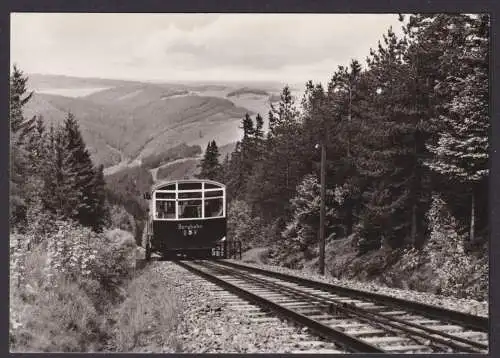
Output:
[
  {"xmin": 108, "ymin": 205, "xmax": 137, "ymax": 237},
  {"xmin": 10, "ymin": 221, "xmax": 138, "ymax": 352},
  {"xmin": 386, "ymin": 194, "xmax": 489, "ymax": 300},
  {"xmin": 11, "ymin": 279, "xmax": 103, "ymax": 352},
  {"xmin": 227, "ymin": 200, "xmax": 264, "ymax": 251}
]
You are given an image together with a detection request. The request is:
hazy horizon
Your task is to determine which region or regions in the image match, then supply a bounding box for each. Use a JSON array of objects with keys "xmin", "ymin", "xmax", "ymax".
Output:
[{"xmin": 12, "ymin": 13, "xmax": 405, "ymax": 86}]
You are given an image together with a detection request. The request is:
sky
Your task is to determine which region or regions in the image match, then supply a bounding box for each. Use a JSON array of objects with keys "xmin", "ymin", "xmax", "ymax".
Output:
[{"xmin": 11, "ymin": 13, "xmax": 405, "ymax": 86}]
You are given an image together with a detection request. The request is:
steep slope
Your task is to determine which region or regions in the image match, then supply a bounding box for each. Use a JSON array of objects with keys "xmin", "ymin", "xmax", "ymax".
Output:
[
  {"xmin": 23, "ymin": 75, "xmax": 281, "ymax": 169},
  {"xmin": 23, "ymin": 93, "xmax": 124, "ymax": 167}
]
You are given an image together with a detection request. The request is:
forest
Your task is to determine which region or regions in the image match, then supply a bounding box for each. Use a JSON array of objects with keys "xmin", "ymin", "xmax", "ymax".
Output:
[
  {"xmin": 199, "ymin": 14, "xmax": 490, "ymax": 298},
  {"xmin": 9, "ymin": 13, "xmax": 489, "ymax": 302},
  {"xmin": 8, "ymin": 13, "xmax": 490, "ymax": 353}
]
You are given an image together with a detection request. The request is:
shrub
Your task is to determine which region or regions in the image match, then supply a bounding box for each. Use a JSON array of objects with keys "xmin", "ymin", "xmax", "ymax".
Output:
[
  {"xmin": 10, "ymin": 221, "xmax": 138, "ymax": 352},
  {"xmin": 91, "ymin": 229, "xmax": 137, "ymax": 297},
  {"xmin": 11, "ymin": 279, "xmax": 102, "ymax": 352},
  {"xmin": 108, "ymin": 205, "xmax": 137, "ymax": 237},
  {"xmin": 227, "ymin": 200, "xmax": 264, "ymax": 251},
  {"xmin": 414, "ymin": 194, "xmax": 488, "ymax": 299}
]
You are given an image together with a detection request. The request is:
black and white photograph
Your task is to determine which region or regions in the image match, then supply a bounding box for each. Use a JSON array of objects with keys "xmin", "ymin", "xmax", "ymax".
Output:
[{"xmin": 9, "ymin": 12, "xmax": 490, "ymax": 353}]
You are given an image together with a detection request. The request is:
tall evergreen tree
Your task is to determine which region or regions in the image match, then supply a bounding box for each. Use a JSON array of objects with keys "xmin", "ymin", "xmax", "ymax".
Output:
[
  {"xmin": 42, "ymin": 125, "xmax": 80, "ymax": 219},
  {"xmin": 89, "ymin": 164, "xmax": 110, "ymax": 232},
  {"xmin": 354, "ymin": 27, "xmax": 422, "ymax": 250},
  {"xmin": 9, "ymin": 66, "xmax": 36, "ymax": 228},
  {"xmin": 246, "ymin": 86, "xmax": 306, "ymax": 222},
  {"xmin": 10, "ymin": 65, "xmax": 34, "ymax": 136},
  {"xmin": 197, "ymin": 140, "xmax": 221, "ymax": 180},
  {"xmin": 63, "ymin": 112, "xmax": 97, "ymax": 227},
  {"xmin": 426, "ymin": 14, "xmax": 490, "ymax": 241}
]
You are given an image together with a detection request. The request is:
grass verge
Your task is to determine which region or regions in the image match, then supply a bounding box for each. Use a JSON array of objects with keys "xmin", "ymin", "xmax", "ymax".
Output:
[{"xmin": 108, "ymin": 262, "xmax": 183, "ymax": 352}]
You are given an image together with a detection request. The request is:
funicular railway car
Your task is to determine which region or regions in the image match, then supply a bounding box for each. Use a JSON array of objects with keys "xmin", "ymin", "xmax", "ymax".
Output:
[{"xmin": 143, "ymin": 179, "xmax": 238, "ymax": 260}]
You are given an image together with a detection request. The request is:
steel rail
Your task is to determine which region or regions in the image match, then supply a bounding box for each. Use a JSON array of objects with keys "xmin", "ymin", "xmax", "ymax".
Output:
[
  {"xmin": 202, "ymin": 261, "xmax": 486, "ymax": 353},
  {"xmin": 175, "ymin": 260, "xmax": 384, "ymax": 353},
  {"xmin": 218, "ymin": 260, "xmax": 488, "ymax": 332}
]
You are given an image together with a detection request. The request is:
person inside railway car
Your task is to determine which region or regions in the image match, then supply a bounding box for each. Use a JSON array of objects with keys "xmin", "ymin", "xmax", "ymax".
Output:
[
  {"xmin": 144, "ymin": 179, "xmax": 236, "ymax": 260},
  {"xmin": 156, "ymin": 201, "xmax": 166, "ymax": 218},
  {"xmin": 205, "ymin": 197, "xmax": 223, "ymax": 217},
  {"xmin": 156, "ymin": 200, "xmax": 175, "ymax": 219},
  {"xmin": 178, "ymin": 200, "xmax": 202, "ymax": 218}
]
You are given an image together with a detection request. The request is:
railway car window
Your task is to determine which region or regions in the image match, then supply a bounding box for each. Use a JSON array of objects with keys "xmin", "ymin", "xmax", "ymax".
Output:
[
  {"xmin": 178, "ymin": 182, "xmax": 202, "ymax": 190},
  {"xmin": 156, "ymin": 200, "xmax": 175, "ymax": 219},
  {"xmin": 157, "ymin": 184, "xmax": 176, "ymax": 190},
  {"xmin": 178, "ymin": 191, "xmax": 202, "ymax": 199},
  {"xmin": 178, "ymin": 200, "xmax": 202, "ymax": 218},
  {"xmin": 204, "ymin": 198, "xmax": 224, "ymax": 217},
  {"xmin": 155, "ymin": 192, "xmax": 176, "ymax": 199},
  {"xmin": 205, "ymin": 190, "xmax": 223, "ymax": 198},
  {"xmin": 204, "ymin": 183, "xmax": 222, "ymax": 189}
]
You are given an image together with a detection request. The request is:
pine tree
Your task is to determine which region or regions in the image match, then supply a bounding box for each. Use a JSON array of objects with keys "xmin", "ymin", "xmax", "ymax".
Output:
[
  {"xmin": 426, "ymin": 14, "xmax": 489, "ymax": 242},
  {"xmin": 225, "ymin": 141, "xmax": 243, "ymax": 200},
  {"xmin": 10, "ymin": 130, "xmax": 28, "ymax": 227},
  {"xmin": 63, "ymin": 112, "xmax": 97, "ymax": 227},
  {"xmin": 253, "ymin": 113, "xmax": 266, "ymax": 163},
  {"xmin": 354, "ymin": 27, "xmax": 422, "ymax": 250},
  {"xmin": 268, "ymin": 85, "xmax": 300, "ymax": 137},
  {"xmin": 197, "ymin": 140, "xmax": 221, "ymax": 180},
  {"xmin": 325, "ymin": 60, "xmax": 366, "ymax": 237},
  {"xmin": 254, "ymin": 113, "xmax": 264, "ymax": 140},
  {"xmin": 10, "ymin": 65, "xmax": 34, "ymax": 136},
  {"xmin": 282, "ymin": 175, "xmax": 333, "ymax": 257},
  {"xmin": 42, "ymin": 125, "xmax": 80, "ymax": 219},
  {"xmin": 242, "ymin": 113, "xmax": 254, "ymax": 140},
  {"xmin": 9, "ymin": 66, "xmax": 36, "ymax": 228},
  {"xmin": 89, "ymin": 164, "xmax": 110, "ymax": 232}
]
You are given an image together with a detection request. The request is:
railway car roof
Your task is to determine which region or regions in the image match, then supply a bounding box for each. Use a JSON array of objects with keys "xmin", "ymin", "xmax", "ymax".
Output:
[{"xmin": 151, "ymin": 178, "xmax": 225, "ymax": 192}]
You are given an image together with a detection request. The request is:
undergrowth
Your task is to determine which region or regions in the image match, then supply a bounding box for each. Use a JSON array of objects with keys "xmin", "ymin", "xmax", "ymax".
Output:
[
  {"xmin": 10, "ymin": 221, "xmax": 138, "ymax": 352},
  {"xmin": 110, "ymin": 266, "xmax": 182, "ymax": 352}
]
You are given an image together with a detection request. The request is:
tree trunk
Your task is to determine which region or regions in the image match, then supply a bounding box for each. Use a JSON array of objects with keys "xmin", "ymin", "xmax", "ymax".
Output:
[
  {"xmin": 470, "ymin": 191, "xmax": 475, "ymax": 242},
  {"xmin": 319, "ymin": 142, "xmax": 326, "ymax": 275},
  {"xmin": 347, "ymin": 86, "xmax": 352, "ymax": 158},
  {"xmin": 410, "ymin": 203, "xmax": 417, "ymax": 245}
]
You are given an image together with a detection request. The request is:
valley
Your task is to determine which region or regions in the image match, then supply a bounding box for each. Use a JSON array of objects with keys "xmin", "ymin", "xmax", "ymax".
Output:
[{"xmin": 24, "ymin": 74, "xmax": 292, "ymax": 178}]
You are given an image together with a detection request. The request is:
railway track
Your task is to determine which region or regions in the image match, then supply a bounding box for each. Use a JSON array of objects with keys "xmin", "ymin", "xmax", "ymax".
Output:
[{"xmin": 176, "ymin": 260, "xmax": 489, "ymax": 354}]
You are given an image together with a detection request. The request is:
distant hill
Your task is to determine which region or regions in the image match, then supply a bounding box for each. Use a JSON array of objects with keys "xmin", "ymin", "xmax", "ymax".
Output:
[
  {"xmin": 227, "ymin": 87, "xmax": 269, "ymax": 97},
  {"xmin": 218, "ymin": 142, "xmax": 237, "ymax": 160},
  {"xmin": 27, "ymin": 73, "xmax": 142, "ymax": 91},
  {"xmin": 155, "ymin": 158, "xmax": 200, "ymax": 182},
  {"xmin": 23, "ymin": 74, "xmax": 285, "ymax": 170}
]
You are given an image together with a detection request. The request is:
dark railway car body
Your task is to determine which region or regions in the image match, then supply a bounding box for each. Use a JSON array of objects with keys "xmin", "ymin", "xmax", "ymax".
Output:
[{"xmin": 143, "ymin": 179, "xmax": 230, "ymax": 259}]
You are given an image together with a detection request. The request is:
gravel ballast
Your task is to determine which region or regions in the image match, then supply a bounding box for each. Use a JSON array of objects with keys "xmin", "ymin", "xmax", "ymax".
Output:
[
  {"xmin": 156, "ymin": 261, "xmax": 345, "ymax": 353},
  {"xmin": 227, "ymin": 259, "xmax": 488, "ymax": 318}
]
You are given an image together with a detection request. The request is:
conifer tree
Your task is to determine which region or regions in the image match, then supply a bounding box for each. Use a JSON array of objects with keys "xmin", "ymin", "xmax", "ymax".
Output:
[
  {"xmin": 254, "ymin": 113, "xmax": 264, "ymax": 140},
  {"xmin": 253, "ymin": 113, "xmax": 266, "ymax": 162},
  {"xmin": 354, "ymin": 27, "xmax": 421, "ymax": 250},
  {"xmin": 226, "ymin": 141, "xmax": 243, "ymax": 200},
  {"xmin": 197, "ymin": 140, "xmax": 221, "ymax": 180},
  {"xmin": 10, "ymin": 65, "xmax": 34, "ymax": 136},
  {"xmin": 10, "ymin": 130, "xmax": 28, "ymax": 227},
  {"xmin": 282, "ymin": 174, "xmax": 335, "ymax": 258},
  {"xmin": 426, "ymin": 14, "xmax": 489, "ymax": 241},
  {"xmin": 42, "ymin": 125, "xmax": 79, "ymax": 219},
  {"xmin": 63, "ymin": 112, "xmax": 97, "ymax": 227},
  {"xmin": 9, "ymin": 66, "xmax": 35, "ymax": 228},
  {"xmin": 89, "ymin": 164, "xmax": 110, "ymax": 232},
  {"xmin": 246, "ymin": 85, "xmax": 305, "ymax": 222},
  {"xmin": 268, "ymin": 85, "xmax": 300, "ymax": 136}
]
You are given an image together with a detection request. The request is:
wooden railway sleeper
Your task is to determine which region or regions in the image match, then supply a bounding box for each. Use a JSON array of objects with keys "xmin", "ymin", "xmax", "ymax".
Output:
[{"xmin": 203, "ymin": 261, "xmax": 487, "ymax": 353}]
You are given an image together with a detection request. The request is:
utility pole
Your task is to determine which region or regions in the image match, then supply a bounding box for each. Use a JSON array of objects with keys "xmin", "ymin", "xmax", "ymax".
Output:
[{"xmin": 319, "ymin": 141, "xmax": 326, "ymax": 275}]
